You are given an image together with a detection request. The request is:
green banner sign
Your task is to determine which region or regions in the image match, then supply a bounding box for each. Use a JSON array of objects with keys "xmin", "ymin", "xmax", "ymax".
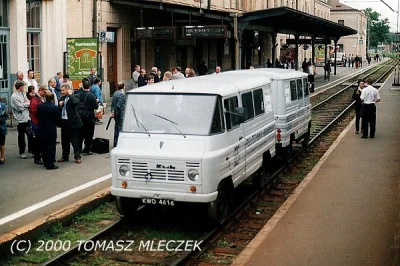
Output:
[{"xmin": 66, "ymin": 38, "xmax": 98, "ymax": 89}]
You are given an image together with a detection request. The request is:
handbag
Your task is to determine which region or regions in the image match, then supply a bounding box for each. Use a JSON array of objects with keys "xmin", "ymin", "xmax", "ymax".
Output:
[
  {"xmin": 26, "ymin": 120, "xmax": 35, "ymax": 138},
  {"xmin": 92, "ymin": 138, "xmax": 109, "ymax": 154}
]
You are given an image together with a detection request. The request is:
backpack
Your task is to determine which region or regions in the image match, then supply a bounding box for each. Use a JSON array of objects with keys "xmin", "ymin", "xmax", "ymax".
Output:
[{"xmin": 77, "ymin": 92, "xmax": 91, "ymax": 119}]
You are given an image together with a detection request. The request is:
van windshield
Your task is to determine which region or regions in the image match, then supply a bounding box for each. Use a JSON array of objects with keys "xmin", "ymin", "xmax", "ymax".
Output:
[{"xmin": 123, "ymin": 93, "xmax": 218, "ymax": 136}]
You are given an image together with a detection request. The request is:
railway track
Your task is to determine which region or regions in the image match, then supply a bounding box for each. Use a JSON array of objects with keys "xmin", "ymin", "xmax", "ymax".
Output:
[
  {"xmin": 176, "ymin": 60, "xmax": 396, "ymax": 265},
  {"xmin": 30, "ymin": 60, "xmax": 396, "ymax": 266}
]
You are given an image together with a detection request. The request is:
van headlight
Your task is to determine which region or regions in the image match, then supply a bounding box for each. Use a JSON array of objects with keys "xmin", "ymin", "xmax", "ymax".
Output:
[
  {"xmin": 188, "ymin": 169, "xmax": 199, "ymax": 181},
  {"xmin": 119, "ymin": 165, "xmax": 130, "ymax": 177}
]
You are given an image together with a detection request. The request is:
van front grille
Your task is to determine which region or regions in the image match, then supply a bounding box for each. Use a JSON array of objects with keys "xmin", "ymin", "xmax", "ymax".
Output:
[{"xmin": 130, "ymin": 161, "xmax": 185, "ymax": 181}]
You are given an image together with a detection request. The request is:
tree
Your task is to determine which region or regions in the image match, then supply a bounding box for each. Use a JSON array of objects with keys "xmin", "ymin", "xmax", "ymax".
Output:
[{"xmin": 364, "ymin": 8, "xmax": 390, "ymax": 48}]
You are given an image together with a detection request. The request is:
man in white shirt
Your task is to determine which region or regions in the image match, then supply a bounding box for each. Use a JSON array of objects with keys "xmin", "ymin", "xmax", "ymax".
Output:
[
  {"xmin": 132, "ymin": 65, "xmax": 140, "ymax": 88},
  {"xmin": 48, "ymin": 78, "xmax": 59, "ymax": 106},
  {"xmin": 360, "ymin": 78, "xmax": 381, "ymax": 139},
  {"xmin": 24, "ymin": 69, "xmax": 39, "ymax": 93},
  {"xmin": 13, "ymin": 71, "xmax": 25, "ymax": 93}
]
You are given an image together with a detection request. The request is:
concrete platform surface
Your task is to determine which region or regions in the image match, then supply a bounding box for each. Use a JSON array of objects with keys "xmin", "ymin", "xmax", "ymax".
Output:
[
  {"xmin": 0, "ymin": 110, "xmax": 114, "ymax": 234},
  {"xmin": 233, "ymin": 72, "xmax": 400, "ymax": 265}
]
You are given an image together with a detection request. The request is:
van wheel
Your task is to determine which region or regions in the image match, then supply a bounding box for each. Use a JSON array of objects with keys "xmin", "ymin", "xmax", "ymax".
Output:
[
  {"xmin": 116, "ymin": 196, "xmax": 139, "ymax": 219},
  {"xmin": 253, "ymin": 152, "xmax": 272, "ymax": 188},
  {"xmin": 208, "ymin": 183, "xmax": 232, "ymax": 225},
  {"xmin": 302, "ymin": 123, "xmax": 311, "ymax": 148}
]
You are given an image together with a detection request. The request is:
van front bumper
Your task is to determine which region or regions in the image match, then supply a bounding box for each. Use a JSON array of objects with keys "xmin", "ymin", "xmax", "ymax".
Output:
[{"xmin": 111, "ymin": 187, "xmax": 218, "ymax": 203}]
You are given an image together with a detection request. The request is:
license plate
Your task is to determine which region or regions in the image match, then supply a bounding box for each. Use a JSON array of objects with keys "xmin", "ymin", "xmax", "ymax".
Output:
[{"xmin": 141, "ymin": 198, "xmax": 175, "ymax": 206}]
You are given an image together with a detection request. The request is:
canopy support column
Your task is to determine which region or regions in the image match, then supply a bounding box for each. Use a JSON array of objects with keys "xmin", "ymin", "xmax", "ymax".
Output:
[
  {"xmin": 294, "ymin": 34, "xmax": 299, "ymax": 70},
  {"xmin": 271, "ymin": 32, "xmax": 277, "ymax": 68},
  {"xmin": 334, "ymin": 38, "xmax": 338, "ymax": 75},
  {"xmin": 311, "ymin": 36, "xmax": 316, "ymax": 64}
]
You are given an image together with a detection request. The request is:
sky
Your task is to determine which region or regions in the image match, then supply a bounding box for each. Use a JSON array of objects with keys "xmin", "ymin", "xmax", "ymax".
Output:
[{"xmin": 341, "ymin": 0, "xmax": 399, "ymax": 32}]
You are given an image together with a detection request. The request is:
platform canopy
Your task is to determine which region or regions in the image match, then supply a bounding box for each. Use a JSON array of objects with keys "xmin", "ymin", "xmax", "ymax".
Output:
[{"xmin": 238, "ymin": 6, "xmax": 357, "ymax": 40}]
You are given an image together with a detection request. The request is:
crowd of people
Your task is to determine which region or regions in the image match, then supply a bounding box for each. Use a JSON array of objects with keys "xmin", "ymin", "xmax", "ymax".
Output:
[
  {"xmin": 0, "ymin": 69, "xmax": 102, "ymax": 169},
  {"xmin": 131, "ymin": 63, "xmax": 224, "ymax": 88}
]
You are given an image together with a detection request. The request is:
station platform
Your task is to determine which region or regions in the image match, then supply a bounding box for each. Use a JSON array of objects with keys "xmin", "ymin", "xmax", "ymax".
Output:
[
  {"xmin": 0, "ymin": 109, "xmax": 114, "ymax": 235},
  {"xmin": 232, "ymin": 73, "xmax": 400, "ymax": 265},
  {"xmin": 0, "ymin": 59, "xmax": 386, "ymax": 237}
]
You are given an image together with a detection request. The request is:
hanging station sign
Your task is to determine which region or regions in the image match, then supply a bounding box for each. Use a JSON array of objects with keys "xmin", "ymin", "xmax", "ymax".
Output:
[
  {"xmin": 134, "ymin": 27, "xmax": 176, "ymax": 39},
  {"xmin": 183, "ymin": 25, "xmax": 227, "ymax": 38}
]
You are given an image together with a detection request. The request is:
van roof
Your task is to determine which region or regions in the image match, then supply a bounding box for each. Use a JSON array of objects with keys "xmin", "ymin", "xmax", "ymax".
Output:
[
  {"xmin": 232, "ymin": 68, "xmax": 308, "ymax": 80},
  {"xmin": 128, "ymin": 73, "xmax": 271, "ymax": 97}
]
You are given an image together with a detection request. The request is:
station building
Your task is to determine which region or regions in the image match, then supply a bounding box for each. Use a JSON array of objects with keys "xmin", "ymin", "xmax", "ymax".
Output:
[
  {"xmin": 0, "ymin": 0, "xmax": 355, "ymax": 107},
  {"xmin": 328, "ymin": 0, "xmax": 367, "ymax": 59}
]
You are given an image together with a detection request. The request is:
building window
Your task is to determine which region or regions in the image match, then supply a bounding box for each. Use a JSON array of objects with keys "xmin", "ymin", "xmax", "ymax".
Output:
[
  {"xmin": 26, "ymin": 0, "xmax": 41, "ymax": 28},
  {"xmin": 0, "ymin": 0, "xmax": 8, "ymax": 27},
  {"xmin": 27, "ymin": 33, "xmax": 40, "ymax": 80},
  {"xmin": 338, "ymin": 20, "xmax": 344, "ymax": 26},
  {"xmin": 26, "ymin": 0, "xmax": 41, "ymax": 83}
]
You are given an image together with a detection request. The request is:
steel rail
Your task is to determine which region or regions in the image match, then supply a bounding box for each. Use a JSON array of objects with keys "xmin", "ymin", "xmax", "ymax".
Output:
[
  {"xmin": 312, "ymin": 61, "xmax": 392, "ymax": 110},
  {"xmin": 310, "ymin": 62, "xmax": 396, "ymax": 144},
  {"xmin": 40, "ymin": 60, "xmax": 396, "ymax": 266},
  {"xmin": 41, "ymin": 219, "xmax": 122, "ymax": 266},
  {"xmin": 172, "ymin": 61, "xmax": 397, "ymax": 266}
]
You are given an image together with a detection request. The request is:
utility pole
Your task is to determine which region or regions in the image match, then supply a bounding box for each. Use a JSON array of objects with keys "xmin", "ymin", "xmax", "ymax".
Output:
[{"xmin": 367, "ymin": 18, "xmax": 370, "ymax": 53}]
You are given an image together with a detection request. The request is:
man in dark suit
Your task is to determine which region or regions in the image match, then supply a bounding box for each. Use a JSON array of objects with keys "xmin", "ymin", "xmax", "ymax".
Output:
[
  {"xmin": 78, "ymin": 78, "xmax": 98, "ymax": 155},
  {"xmin": 58, "ymin": 84, "xmax": 83, "ymax": 164},
  {"xmin": 37, "ymin": 92, "xmax": 61, "ymax": 170},
  {"xmin": 111, "ymin": 82, "xmax": 126, "ymax": 147}
]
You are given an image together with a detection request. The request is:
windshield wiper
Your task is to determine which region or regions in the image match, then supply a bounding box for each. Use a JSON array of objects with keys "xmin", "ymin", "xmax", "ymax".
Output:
[
  {"xmin": 154, "ymin": 113, "xmax": 186, "ymax": 138},
  {"xmin": 131, "ymin": 105, "xmax": 150, "ymax": 137}
]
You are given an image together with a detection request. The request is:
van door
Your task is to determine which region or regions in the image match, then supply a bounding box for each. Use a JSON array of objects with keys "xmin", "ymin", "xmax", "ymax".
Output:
[
  {"xmin": 303, "ymin": 78, "xmax": 310, "ymax": 107},
  {"xmin": 223, "ymin": 96, "xmax": 247, "ymax": 186}
]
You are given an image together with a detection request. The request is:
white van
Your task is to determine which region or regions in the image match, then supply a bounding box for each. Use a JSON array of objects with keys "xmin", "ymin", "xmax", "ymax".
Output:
[
  {"xmin": 254, "ymin": 69, "xmax": 311, "ymax": 159},
  {"xmin": 330, "ymin": 52, "xmax": 345, "ymax": 65},
  {"xmin": 111, "ymin": 74, "xmax": 276, "ymax": 223},
  {"xmin": 218, "ymin": 69, "xmax": 311, "ymax": 160}
]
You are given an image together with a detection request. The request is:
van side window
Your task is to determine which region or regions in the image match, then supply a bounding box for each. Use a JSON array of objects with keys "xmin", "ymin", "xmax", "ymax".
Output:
[
  {"xmin": 224, "ymin": 97, "xmax": 240, "ymax": 130},
  {"xmin": 297, "ymin": 79, "xmax": 303, "ymax": 99},
  {"xmin": 290, "ymin": 80, "xmax": 297, "ymax": 101},
  {"xmin": 253, "ymin": 88, "xmax": 264, "ymax": 116},
  {"xmin": 210, "ymin": 97, "xmax": 225, "ymax": 134},
  {"xmin": 241, "ymin": 91, "xmax": 254, "ymax": 122},
  {"xmin": 303, "ymin": 78, "xmax": 309, "ymax": 96}
]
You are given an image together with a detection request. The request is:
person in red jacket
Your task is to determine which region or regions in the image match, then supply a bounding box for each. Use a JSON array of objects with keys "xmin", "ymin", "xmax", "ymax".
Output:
[{"xmin": 28, "ymin": 85, "xmax": 48, "ymax": 165}]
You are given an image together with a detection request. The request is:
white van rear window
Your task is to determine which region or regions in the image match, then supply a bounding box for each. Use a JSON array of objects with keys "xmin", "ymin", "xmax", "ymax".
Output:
[{"xmin": 290, "ymin": 80, "xmax": 297, "ymax": 101}]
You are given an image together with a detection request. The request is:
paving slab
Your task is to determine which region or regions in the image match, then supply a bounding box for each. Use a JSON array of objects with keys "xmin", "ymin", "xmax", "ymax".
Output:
[{"xmin": 233, "ymin": 72, "xmax": 400, "ymax": 265}]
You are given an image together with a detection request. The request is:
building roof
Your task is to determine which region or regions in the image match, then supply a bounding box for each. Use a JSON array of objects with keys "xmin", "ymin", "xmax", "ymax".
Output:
[
  {"xmin": 328, "ymin": 0, "xmax": 358, "ymax": 11},
  {"xmin": 239, "ymin": 7, "xmax": 357, "ymax": 40}
]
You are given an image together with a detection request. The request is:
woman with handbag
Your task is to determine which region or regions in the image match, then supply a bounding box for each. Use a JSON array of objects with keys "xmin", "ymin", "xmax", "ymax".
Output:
[{"xmin": 28, "ymin": 85, "xmax": 47, "ymax": 165}]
